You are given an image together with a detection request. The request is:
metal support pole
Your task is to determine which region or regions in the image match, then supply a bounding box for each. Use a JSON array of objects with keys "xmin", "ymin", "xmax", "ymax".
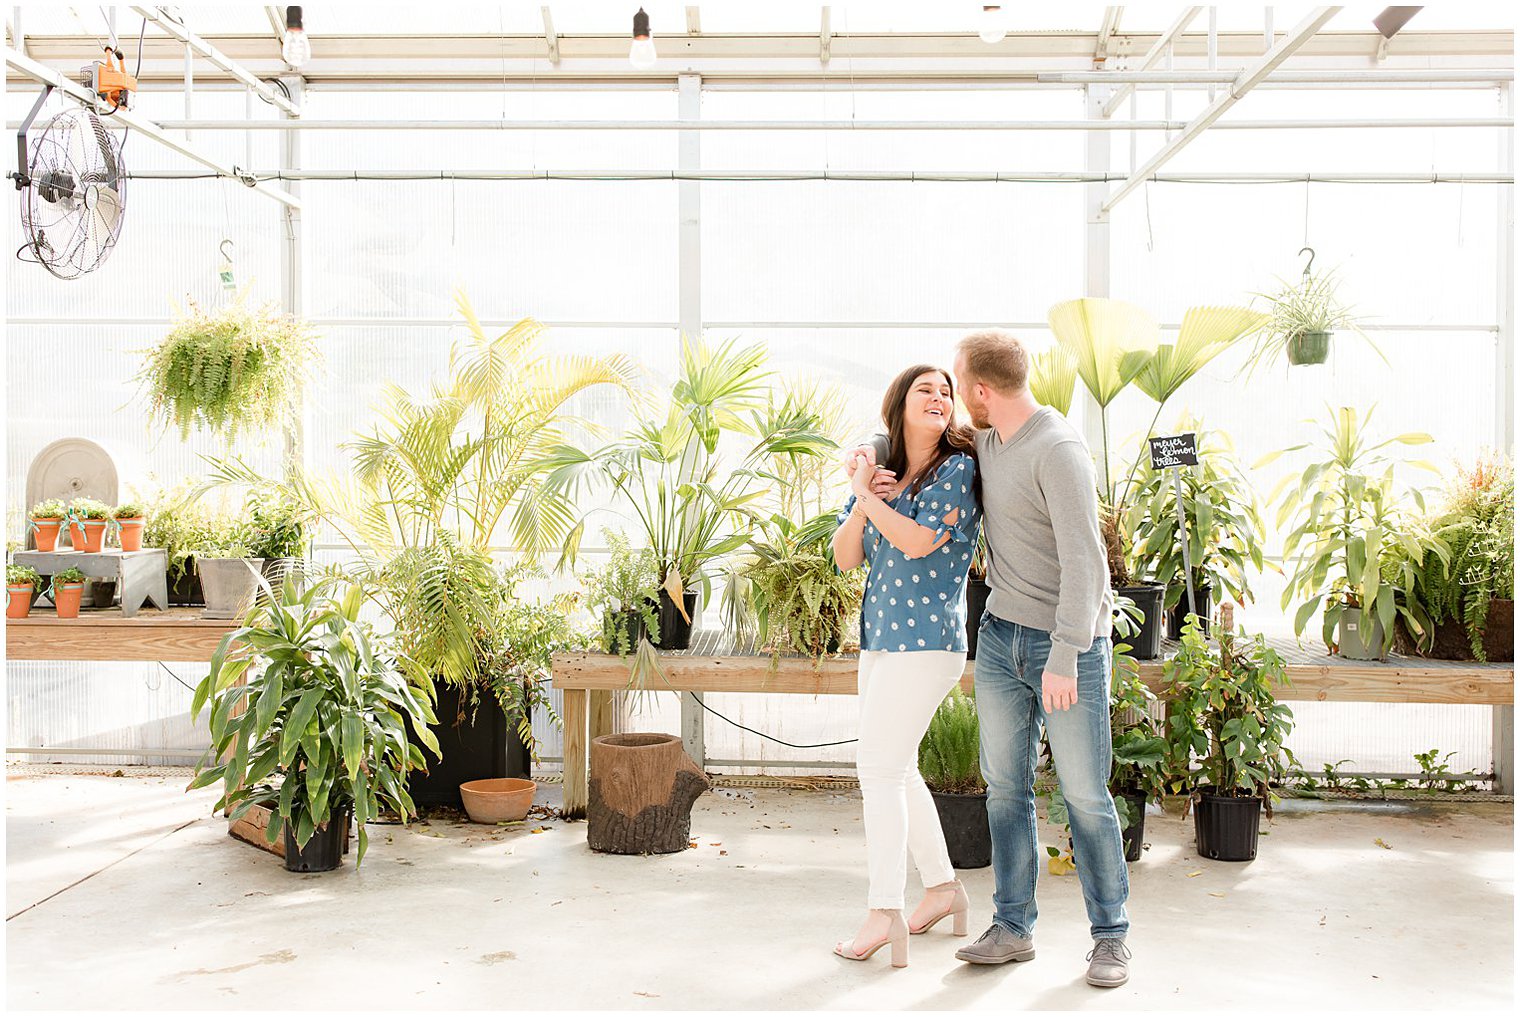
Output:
[
  {"xmin": 678, "ymin": 72, "xmax": 705, "ymax": 770},
  {"xmin": 1171, "ymin": 468, "xmax": 1198, "ymax": 622},
  {"xmin": 279, "ymin": 75, "xmax": 304, "ymax": 479},
  {"xmin": 1082, "ymin": 85, "xmax": 1111, "ymax": 457},
  {"xmin": 1493, "ymin": 82, "xmax": 1514, "ymax": 797},
  {"xmin": 183, "ymin": 43, "xmax": 192, "ymax": 140}
]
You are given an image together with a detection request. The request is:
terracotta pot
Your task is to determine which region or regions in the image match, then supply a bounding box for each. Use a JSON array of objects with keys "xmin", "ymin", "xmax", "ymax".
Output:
[
  {"xmin": 459, "ymin": 778, "xmax": 537, "ymax": 824},
  {"xmin": 30, "ymin": 518, "xmax": 63, "ymax": 552},
  {"xmin": 53, "ymin": 582, "xmax": 85, "ymax": 619},
  {"xmin": 7, "ymin": 583, "xmax": 34, "ymax": 619},
  {"xmin": 75, "ymin": 519, "xmax": 108, "ymax": 553},
  {"xmin": 68, "ymin": 521, "xmax": 86, "ymax": 549},
  {"xmin": 115, "ymin": 517, "xmax": 146, "ymax": 552}
]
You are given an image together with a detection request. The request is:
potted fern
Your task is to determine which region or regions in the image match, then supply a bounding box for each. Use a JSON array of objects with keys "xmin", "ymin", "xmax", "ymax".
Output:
[
  {"xmin": 1164, "ymin": 606, "xmax": 1297, "ymax": 862},
  {"xmin": 582, "ymin": 529, "xmax": 661, "ymax": 655},
  {"xmin": 136, "ymin": 297, "xmax": 319, "ymax": 443},
  {"xmin": 738, "ymin": 512, "xmax": 864, "ymax": 669},
  {"xmin": 919, "ymin": 687, "xmax": 989, "ymax": 869}
]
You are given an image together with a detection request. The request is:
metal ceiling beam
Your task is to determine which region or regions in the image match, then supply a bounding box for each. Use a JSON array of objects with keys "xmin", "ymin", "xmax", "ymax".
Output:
[
  {"xmin": 1102, "ymin": 6, "xmax": 1343, "ymax": 211},
  {"xmin": 686, "ymin": 7, "xmax": 701, "ymax": 35},
  {"xmin": 542, "ymin": 6, "xmax": 559, "ymax": 64},
  {"xmin": 1095, "ymin": 7, "xmax": 1122, "ymax": 64},
  {"xmin": 264, "ymin": 5, "xmax": 285, "ymax": 44},
  {"xmin": 4, "ymin": 45, "xmax": 302, "ymax": 209},
  {"xmin": 1101, "ymin": 7, "xmax": 1203, "ymax": 117},
  {"xmin": 128, "ymin": 6, "xmax": 301, "ymax": 116}
]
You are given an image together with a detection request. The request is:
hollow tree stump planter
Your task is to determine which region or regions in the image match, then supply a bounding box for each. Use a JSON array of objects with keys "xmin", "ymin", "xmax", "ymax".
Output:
[{"xmin": 586, "ymin": 733, "xmax": 711, "ymax": 855}]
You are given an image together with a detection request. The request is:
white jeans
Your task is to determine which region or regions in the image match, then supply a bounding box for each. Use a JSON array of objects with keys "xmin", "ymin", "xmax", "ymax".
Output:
[{"xmin": 856, "ymin": 649, "xmax": 966, "ymax": 910}]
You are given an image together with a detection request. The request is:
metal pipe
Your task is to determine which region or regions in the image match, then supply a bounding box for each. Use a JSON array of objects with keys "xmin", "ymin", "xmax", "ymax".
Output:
[
  {"xmin": 9, "ymin": 318, "xmax": 1500, "ymax": 331},
  {"xmin": 1055, "ymin": 69, "xmax": 1513, "ymax": 83},
  {"xmin": 26, "ymin": 117, "xmax": 1512, "ymax": 132},
  {"xmin": 5, "ymin": 746, "xmax": 207, "ymax": 760}
]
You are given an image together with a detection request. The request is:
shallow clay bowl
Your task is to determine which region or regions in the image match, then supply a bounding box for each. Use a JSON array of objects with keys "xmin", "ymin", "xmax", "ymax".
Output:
[{"xmin": 459, "ymin": 778, "xmax": 536, "ymax": 824}]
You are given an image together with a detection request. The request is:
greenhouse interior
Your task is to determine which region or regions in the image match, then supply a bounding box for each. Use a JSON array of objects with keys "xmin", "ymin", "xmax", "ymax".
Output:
[{"xmin": 2, "ymin": 2, "xmax": 1515, "ymax": 1011}]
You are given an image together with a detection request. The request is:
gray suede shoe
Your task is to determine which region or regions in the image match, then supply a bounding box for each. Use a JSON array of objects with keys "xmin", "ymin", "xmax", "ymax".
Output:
[
  {"xmin": 953, "ymin": 923, "xmax": 1035, "ymax": 965},
  {"xmin": 1085, "ymin": 938, "xmax": 1131, "ymax": 987}
]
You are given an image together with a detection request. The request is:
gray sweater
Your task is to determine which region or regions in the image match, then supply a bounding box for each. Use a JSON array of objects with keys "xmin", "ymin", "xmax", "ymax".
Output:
[{"xmin": 868, "ymin": 407, "xmax": 1111, "ymax": 677}]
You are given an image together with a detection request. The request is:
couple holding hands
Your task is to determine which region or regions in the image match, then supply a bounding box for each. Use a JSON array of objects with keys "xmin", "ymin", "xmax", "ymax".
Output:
[{"xmin": 830, "ymin": 330, "xmax": 1132, "ymax": 988}]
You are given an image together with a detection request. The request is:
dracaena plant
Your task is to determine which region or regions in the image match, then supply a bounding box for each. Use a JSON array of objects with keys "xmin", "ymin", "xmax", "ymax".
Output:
[
  {"xmin": 1123, "ymin": 418, "xmax": 1272, "ymax": 615},
  {"xmin": 187, "ymin": 576, "xmax": 440, "ymax": 866},
  {"xmin": 543, "ymin": 336, "xmax": 835, "ymax": 615},
  {"xmin": 1257, "ymin": 405, "xmax": 1446, "ymax": 656}
]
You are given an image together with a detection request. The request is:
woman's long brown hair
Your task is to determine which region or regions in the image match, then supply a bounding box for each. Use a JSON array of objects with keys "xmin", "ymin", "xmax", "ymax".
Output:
[{"xmin": 880, "ymin": 364, "xmax": 980, "ymax": 501}]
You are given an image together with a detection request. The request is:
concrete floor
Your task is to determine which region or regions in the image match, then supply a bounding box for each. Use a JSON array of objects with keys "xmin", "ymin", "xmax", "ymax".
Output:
[{"xmin": 4, "ymin": 766, "xmax": 1514, "ymax": 1011}]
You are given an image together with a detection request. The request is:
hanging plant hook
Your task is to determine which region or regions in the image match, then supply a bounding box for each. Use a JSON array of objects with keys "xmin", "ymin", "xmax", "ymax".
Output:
[
  {"xmin": 219, "ymin": 239, "xmax": 235, "ymax": 263},
  {"xmin": 1297, "ymin": 245, "xmax": 1316, "ymax": 279}
]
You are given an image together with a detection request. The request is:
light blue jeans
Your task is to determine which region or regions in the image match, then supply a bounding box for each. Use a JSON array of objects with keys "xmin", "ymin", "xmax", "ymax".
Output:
[{"xmin": 974, "ymin": 613, "xmax": 1130, "ymax": 940}]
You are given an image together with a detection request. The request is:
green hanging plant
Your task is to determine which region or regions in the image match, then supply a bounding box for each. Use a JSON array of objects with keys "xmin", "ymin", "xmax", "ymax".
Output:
[{"xmin": 137, "ymin": 296, "xmax": 319, "ymax": 442}]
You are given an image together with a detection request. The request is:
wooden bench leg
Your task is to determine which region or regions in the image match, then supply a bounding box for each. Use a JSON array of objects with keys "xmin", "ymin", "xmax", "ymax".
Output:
[
  {"xmin": 590, "ymin": 689, "xmax": 614, "ymax": 741},
  {"xmin": 1494, "ymin": 704, "xmax": 1514, "ymax": 796},
  {"xmin": 562, "ymin": 688, "xmax": 589, "ymax": 819}
]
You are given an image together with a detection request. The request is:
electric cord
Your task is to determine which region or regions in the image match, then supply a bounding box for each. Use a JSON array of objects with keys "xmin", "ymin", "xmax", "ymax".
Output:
[
  {"xmin": 155, "ymin": 660, "xmax": 201, "ymax": 695},
  {"xmin": 686, "ymin": 691, "xmax": 857, "ymax": 750}
]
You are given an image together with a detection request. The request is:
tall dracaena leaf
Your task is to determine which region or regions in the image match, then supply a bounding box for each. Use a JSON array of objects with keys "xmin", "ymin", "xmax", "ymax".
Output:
[
  {"xmin": 1028, "ymin": 345, "xmax": 1079, "ymax": 417},
  {"xmin": 1048, "ymin": 298, "xmax": 1158, "ymax": 504}
]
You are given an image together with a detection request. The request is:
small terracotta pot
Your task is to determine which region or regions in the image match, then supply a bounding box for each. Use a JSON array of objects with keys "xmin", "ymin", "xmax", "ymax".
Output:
[
  {"xmin": 459, "ymin": 778, "xmax": 536, "ymax": 824},
  {"xmin": 68, "ymin": 521, "xmax": 86, "ymax": 550},
  {"xmin": 53, "ymin": 582, "xmax": 85, "ymax": 619},
  {"xmin": 77, "ymin": 520, "xmax": 109, "ymax": 553},
  {"xmin": 7, "ymin": 583, "xmax": 34, "ymax": 619},
  {"xmin": 115, "ymin": 517, "xmax": 146, "ymax": 552},
  {"xmin": 31, "ymin": 518, "xmax": 63, "ymax": 552}
]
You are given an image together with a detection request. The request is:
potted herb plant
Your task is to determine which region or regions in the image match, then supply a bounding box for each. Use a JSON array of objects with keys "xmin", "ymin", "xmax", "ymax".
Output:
[
  {"xmin": 49, "ymin": 566, "xmax": 87, "ymax": 619},
  {"xmin": 28, "ymin": 499, "xmax": 67, "ymax": 552},
  {"xmin": 195, "ymin": 541, "xmax": 265, "ymax": 620},
  {"xmin": 1387, "ymin": 451, "xmax": 1514, "ymax": 662},
  {"xmin": 67, "ymin": 497, "xmax": 112, "ymax": 553},
  {"xmin": 1164, "ymin": 606, "xmax": 1298, "ymax": 862},
  {"xmin": 7, "ymin": 564, "xmax": 40, "ymax": 619},
  {"xmin": 1259, "ymin": 405, "xmax": 1444, "ymax": 660},
  {"xmin": 1124, "ymin": 419, "xmax": 1271, "ymax": 640},
  {"xmin": 582, "ymin": 529, "xmax": 661, "ymax": 655},
  {"xmin": 111, "ymin": 502, "xmax": 147, "ymax": 552},
  {"xmin": 1246, "ymin": 262, "xmax": 1383, "ymax": 371},
  {"xmin": 143, "ymin": 490, "xmax": 231, "ymax": 606},
  {"xmin": 136, "ymin": 297, "xmax": 319, "ymax": 443},
  {"xmin": 1048, "ymin": 299, "xmax": 1268, "ymax": 658},
  {"xmin": 919, "ymin": 687, "xmax": 990, "ymax": 869},
  {"xmin": 188, "ymin": 577, "xmax": 439, "ymax": 872},
  {"xmin": 244, "ymin": 493, "xmax": 309, "ymax": 595},
  {"xmin": 545, "ymin": 337, "xmax": 833, "ymax": 649}
]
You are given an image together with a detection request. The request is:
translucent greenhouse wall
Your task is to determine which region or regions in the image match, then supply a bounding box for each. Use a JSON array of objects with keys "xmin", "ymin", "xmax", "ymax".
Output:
[{"xmin": 4, "ymin": 81, "xmax": 1508, "ymax": 780}]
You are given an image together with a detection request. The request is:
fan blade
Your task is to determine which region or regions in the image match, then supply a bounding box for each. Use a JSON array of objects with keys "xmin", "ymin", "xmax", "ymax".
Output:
[
  {"xmin": 90, "ymin": 184, "xmax": 124, "ymax": 237},
  {"xmin": 1372, "ymin": 7, "xmax": 1422, "ymax": 39}
]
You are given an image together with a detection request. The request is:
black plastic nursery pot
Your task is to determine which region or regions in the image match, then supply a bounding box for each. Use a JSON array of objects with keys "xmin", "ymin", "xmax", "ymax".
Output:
[
  {"xmin": 1192, "ymin": 790, "xmax": 1263, "ymax": 862},
  {"xmin": 655, "ymin": 588, "xmax": 700, "ymax": 650},
  {"xmin": 1114, "ymin": 584, "xmax": 1165, "ymax": 659},
  {"xmin": 283, "ymin": 807, "xmax": 353, "ymax": 873},
  {"xmin": 1166, "ymin": 582, "xmax": 1212, "ymax": 641},
  {"xmin": 1119, "ymin": 789, "xmax": 1148, "ymax": 863},
  {"xmin": 965, "ymin": 577, "xmax": 991, "ymax": 660},
  {"xmin": 168, "ymin": 567, "xmax": 204, "ymax": 606},
  {"xmin": 931, "ymin": 790, "xmax": 992, "ymax": 869},
  {"xmin": 405, "ymin": 682, "xmax": 530, "ymax": 809},
  {"xmin": 604, "ymin": 609, "xmax": 648, "ymax": 653}
]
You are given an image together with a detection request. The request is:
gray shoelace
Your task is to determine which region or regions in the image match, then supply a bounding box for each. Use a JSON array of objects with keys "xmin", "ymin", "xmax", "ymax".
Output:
[{"xmin": 1087, "ymin": 939, "xmax": 1131, "ymax": 963}]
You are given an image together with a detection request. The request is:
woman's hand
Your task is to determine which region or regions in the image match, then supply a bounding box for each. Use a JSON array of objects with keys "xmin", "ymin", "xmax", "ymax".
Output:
[{"xmin": 849, "ymin": 454, "xmax": 876, "ymax": 499}]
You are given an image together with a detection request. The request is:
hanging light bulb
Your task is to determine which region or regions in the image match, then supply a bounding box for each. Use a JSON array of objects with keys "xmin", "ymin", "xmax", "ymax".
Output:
[
  {"xmin": 978, "ymin": 5, "xmax": 1007, "ymax": 45},
  {"xmin": 282, "ymin": 6, "xmax": 311, "ymax": 68},
  {"xmin": 630, "ymin": 7, "xmax": 657, "ymax": 69}
]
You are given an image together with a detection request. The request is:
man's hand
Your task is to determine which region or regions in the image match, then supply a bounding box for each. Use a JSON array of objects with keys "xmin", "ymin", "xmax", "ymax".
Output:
[
  {"xmin": 870, "ymin": 469, "xmax": 896, "ymax": 499},
  {"xmin": 842, "ymin": 445, "xmax": 877, "ymax": 478},
  {"xmin": 1042, "ymin": 670, "xmax": 1078, "ymax": 713}
]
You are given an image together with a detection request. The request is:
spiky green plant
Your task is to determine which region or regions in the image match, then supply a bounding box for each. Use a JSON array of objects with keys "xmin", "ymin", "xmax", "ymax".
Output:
[
  {"xmin": 919, "ymin": 688, "xmax": 984, "ymax": 795},
  {"xmin": 1244, "ymin": 266, "xmax": 1384, "ymax": 377}
]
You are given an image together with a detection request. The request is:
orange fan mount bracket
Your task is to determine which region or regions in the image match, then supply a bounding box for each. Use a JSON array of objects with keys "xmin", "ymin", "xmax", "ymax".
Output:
[{"xmin": 85, "ymin": 46, "xmax": 137, "ymax": 111}]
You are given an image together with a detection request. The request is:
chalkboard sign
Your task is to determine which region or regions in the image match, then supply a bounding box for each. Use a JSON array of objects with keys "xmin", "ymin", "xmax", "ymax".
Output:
[{"xmin": 1148, "ymin": 433, "xmax": 1198, "ymax": 469}]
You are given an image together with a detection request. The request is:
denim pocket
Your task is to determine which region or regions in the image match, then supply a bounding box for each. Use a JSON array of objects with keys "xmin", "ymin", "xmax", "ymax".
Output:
[{"xmin": 978, "ymin": 609, "xmax": 993, "ymax": 631}]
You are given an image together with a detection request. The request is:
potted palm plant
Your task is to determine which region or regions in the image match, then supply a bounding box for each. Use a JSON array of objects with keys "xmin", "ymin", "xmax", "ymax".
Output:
[
  {"xmin": 544, "ymin": 337, "xmax": 833, "ymax": 649},
  {"xmin": 919, "ymin": 687, "xmax": 989, "ymax": 869},
  {"xmin": 582, "ymin": 529, "xmax": 661, "ymax": 655},
  {"xmin": 28, "ymin": 499, "xmax": 67, "ymax": 552},
  {"xmin": 1386, "ymin": 451, "xmax": 1514, "ymax": 662},
  {"xmin": 188, "ymin": 577, "xmax": 439, "ymax": 871},
  {"xmin": 136, "ymin": 296, "xmax": 319, "ymax": 442},
  {"xmin": 1164, "ymin": 606, "xmax": 1297, "ymax": 862},
  {"xmin": 1047, "ymin": 299, "xmax": 1268, "ymax": 658},
  {"xmin": 1259, "ymin": 405, "xmax": 1445, "ymax": 660},
  {"xmin": 1246, "ymin": 262, "xmax": 1383, "ymax": 371},
  {"xmin": 1124, "ymin": 419, "xmax": 1271, "ymax": 640},
  {"xmin": 7, "ymin": 564, "xmax": 40, "ymax": 619}
]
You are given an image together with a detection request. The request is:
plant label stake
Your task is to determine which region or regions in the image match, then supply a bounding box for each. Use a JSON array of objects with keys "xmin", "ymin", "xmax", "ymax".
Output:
[{"xmin": 1148, "ymin": 433, "xmax": 1200, "ymax": 628}]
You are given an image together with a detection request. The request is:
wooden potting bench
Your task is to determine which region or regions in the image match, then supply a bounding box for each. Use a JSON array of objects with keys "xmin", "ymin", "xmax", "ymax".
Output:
[{"xmin": 551, "ymin": 631, "xmax": 1517, "ymax": 817}]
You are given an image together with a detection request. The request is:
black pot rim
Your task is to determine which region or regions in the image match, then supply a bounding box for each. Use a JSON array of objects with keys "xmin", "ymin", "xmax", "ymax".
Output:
[
  {"xmin": 1193, "ymin": 788, "xmax": 1264, "ymax": 805},
  {"xmin": 929, "ymin": 788, "xmax": 988, "ymax": 800}
]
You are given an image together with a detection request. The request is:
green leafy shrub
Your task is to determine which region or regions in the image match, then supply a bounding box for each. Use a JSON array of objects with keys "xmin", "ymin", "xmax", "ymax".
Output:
[
  {"xmin": 919, "ymin": 688, "xmax": 984, "ymax": 795},
  {"xmin": 740, "ymin": 512, "xmax": 864, "ymax": 666},
  {"xmin": 52, "ymin": 566, "xmax": 87, "ymax": 584},
  {"xmin": 68, "ymin": 497, "xmax": 112, "ymax": 520},
  {"xmin": 581, "ymin": 529, "xmax": 661, "ymax": 655}
]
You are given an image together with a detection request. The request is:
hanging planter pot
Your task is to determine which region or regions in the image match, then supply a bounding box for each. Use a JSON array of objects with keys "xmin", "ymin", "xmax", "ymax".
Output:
[{"xmin": 1286, "ymin": 330, "xmax": 1332, "ymax": 365}]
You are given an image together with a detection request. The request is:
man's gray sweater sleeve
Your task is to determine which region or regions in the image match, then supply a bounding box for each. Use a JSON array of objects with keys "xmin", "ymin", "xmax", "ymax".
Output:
[{"xmin": 1041, "ymin": 438, "xmax": 1108, "ymax": 678}]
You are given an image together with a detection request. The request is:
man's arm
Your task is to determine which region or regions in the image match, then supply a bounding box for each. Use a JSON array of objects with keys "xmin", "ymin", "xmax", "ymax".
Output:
[{"xmin": 1042, "ymin": 439, "xmax": 1109, "ymax": 682}]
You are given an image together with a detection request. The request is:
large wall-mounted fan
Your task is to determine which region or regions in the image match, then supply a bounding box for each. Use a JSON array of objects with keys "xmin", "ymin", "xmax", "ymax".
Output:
[{"xmin": 9, "ymin": 85, "xmax": 128, "ymax": 280}]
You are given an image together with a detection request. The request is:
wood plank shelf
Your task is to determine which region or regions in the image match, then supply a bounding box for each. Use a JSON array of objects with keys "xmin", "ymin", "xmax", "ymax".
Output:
[{"xmin": 5, "ymin": 607, "xmax": 238, "ymax": 662}]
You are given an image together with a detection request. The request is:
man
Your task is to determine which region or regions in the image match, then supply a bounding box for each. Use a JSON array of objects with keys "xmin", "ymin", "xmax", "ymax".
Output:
[{"xmin": 852, "ymin": 330, "xmax": 1131, "ymax": 988}]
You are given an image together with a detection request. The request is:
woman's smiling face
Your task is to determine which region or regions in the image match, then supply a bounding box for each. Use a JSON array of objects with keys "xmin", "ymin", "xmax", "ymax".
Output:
[{"xmin": 903, "ymin": 370, "xmax": 953, "ymax": 436}]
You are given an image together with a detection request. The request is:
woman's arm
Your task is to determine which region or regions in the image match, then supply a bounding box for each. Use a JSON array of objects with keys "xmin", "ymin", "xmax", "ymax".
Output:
[
  {"xmin": 855, "ymin": 495, "xmax": 957, "ymax": 560},
  {"xmin": 832, "ymin": 500, "xmax": 869, "ymax": 571}
]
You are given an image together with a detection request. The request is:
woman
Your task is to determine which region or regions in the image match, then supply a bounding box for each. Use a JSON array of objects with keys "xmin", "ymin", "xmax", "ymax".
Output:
[{"xmin": 830, "ymin": 364, "xmax": 983, "ymax": 968}]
